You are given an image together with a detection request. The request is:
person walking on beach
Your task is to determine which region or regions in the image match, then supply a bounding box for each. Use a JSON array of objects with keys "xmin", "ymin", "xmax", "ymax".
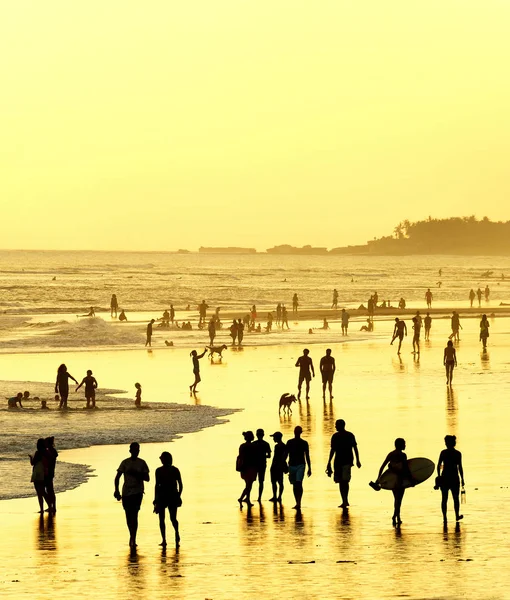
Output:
[
  {"xmin": 296, "ymin": 348, "xmax": 315, "ymax": 400},
  {"xmin": 286, "ymin": 426, "xmax": 311, "ymax": 511},
  {"xmin": 425, "ymin": 288, "xmax": 433, "ymax": 309},
  {"xmin": 444, "ymin": 340, "xmax": 457, "ymax": 386},
  {"xmin": 480, "ymin": 314, "xmax": 490, "ymax": 350},
  {"xmin": 29, "ymin": 438, "xmax": 50, "ymax": 513},
  {"xmin": 341, "ymin": 308, "xmax": 350, "ymax": 335},
  {"xmin": 390, "ymin": 318, "xmax": 407, "ymax": 354},
  {"xmin": 45, "ymin": 436, "xmax": 58, "ymax": 514},
  {"xmin": 269, "ymin": 432, "xmax": 288, "ymax": 503},
  {"xmin": 437, "ymin": 435, "xmax": 464, "ymax": 524},
  {"xmin": 76, "ymin": 369, "xmax": 98, "ymax": 409},
  {"xmin": 320, "ymin": 349, "xmax": 336, "ymax": 400},
  {"xmin": 154, "ymin": 451, "xmax": 183, "ymax": 547},
  {"xmin": 424, "ymin": 312, "xmax": 432, "ymax": 341},
  {"xmin": 375, "ymin": 438, "xmax": 412, "ymax": 527},
  {"xmin": 237, "ymin": 319, "xmax": 244, "ymax": 346},
  {"xmin": 476, "ymin": 288, "xmax": 483, "ymax": 307},
  {"xmin": 229, "ymin": 320, "xmax": 238, "ymax": 345},
  {"xmin": 189, "ymin": 348, "xmax": 207, "ymax": 394},
  {"xmin": 449, "ymin": 311, "xmax": 462, "ymax": 342},
  {"xmin": 469, "ymin": 289, "xmax": 476, "ymax": 308},
  {"xmin": 281, "ymin": 305, "xmax": 289, "ymax": 329},
  {"xmin": 146, "ymin": 319, "xmax": 155, "ymax": 347},
  {"xmin": 208, "ymin": 317, "xmax": 216, "ymax": 346},
  {"xmin": 114, "ymin": 442, "xmax": 150, "ymax": 549},
  {"xmin": 292, "ymin": 293, "xmax": 299, "ymax": 316},
  {"xmin": 411, "ymin": 317, "xmax": 421, "ymax": 355},
  {"xmin": 332, "ymin": 289, "xmax": 339, "ymax": 309},
  {"xmin": 237, "ymin": 431, "xmax": 257, "ymax": 508},
  {"xmin": 252, "ymin": 429, "xmax": 271, "ymax": 503},
  {"xmin": 170, "ymin": 304, "xmax": 175, "ymax": 324},
  {"xmin": 110, "ymin": 294, "xmax": 118, "ymax": 318},
  {"xmin": 326, "ymin": 419, "xmax": 361, "ymax": 509},
  {"xmin": 55, "ymin": 364, "xmax": 78, "ymax": 409}
]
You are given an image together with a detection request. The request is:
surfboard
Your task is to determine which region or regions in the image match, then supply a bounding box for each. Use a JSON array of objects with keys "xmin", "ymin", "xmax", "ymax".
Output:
[{"xmin": 378, "ymin": 457, "xmax": 435, "ymax": 490}]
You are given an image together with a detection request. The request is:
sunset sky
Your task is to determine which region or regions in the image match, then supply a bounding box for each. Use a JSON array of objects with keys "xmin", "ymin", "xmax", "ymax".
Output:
[{"xmin": 2, "ymin": 1, "xmax": 510, "ymax": 251}]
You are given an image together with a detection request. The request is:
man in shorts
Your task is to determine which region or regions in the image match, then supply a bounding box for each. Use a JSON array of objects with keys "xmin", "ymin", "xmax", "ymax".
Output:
[
  {"xmin": 252, "ymin": 428, "xmax": 271, "ymax": 503},
  {"xmin": 320, "ymin": 349, "xmax": 336, "ymax": 400},
  {"xmin": 326, "ymin": 419, "xmax": 361, "ymax": 509},
  {"xmin": 114, "ymin": 442, "xmax": 150, "ymax": 549},
  {"xmin": 295, "ymin": 348, "xmax": 315, "ymax": 400},
  {"xmin": 390, "ymin": 318, "xmax": 407, "ymax": 354},
  {"xmin": 286, "ymin": 426, "xmax": 311, "ymax": 510}
]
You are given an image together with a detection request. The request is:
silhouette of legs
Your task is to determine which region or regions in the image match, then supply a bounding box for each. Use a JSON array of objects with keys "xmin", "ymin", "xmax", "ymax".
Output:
[
  {"xmin": 257, "ymin": 470, "xmax": 265, "ymax": 502},
  {"xmin": 392, "ymin": 489, "xmax": 404, "ymax": 525},
  {"xmin": 238, "ymin": 480, "xmax": 254, "ymax": 507},
  {"xmin": 34, "ymin": 482, "xmax": 50, "ymax": 513},
  {"xmin": 125, "ymin": 507, "xmax": 139, "ymax": 547},
  {"xmin": 292, "ymin": 482, "xmax": 303, "ymax": 509},
  {"xmin": 339, "ymin": 482, "xmax": 350, "ymax": 508}
]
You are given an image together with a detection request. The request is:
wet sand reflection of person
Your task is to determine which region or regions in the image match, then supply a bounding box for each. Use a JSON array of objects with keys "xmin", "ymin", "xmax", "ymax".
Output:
[
  {"xmin": 154, "ymin": 451, "xmax": 182, "ymax": 548},
  {"xmin": 55, "ymin": 364, "xmax": 78, "ymax": 409},
  {"xmin": 189, "ymin": 348, "xmax": 207, "ymax": 394}
]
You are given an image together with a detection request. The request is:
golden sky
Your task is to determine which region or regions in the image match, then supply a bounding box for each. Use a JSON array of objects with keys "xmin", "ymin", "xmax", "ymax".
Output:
[{"xmin": 1, "ymin": 1, "xmax": 510, "ymax": 251}]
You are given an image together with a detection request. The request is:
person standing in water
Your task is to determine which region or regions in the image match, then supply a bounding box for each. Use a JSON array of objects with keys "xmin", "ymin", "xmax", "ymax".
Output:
[
  {"xmin": 476, "ymin": 288, "xmax": 483, "ymax": 307},
  {"xmin": 208, "ymin": 317, "xmax": 216, "ymax": 346},
  {"xmin": 170, "ymin": 304, "xmax": 175, "ymax": 324},
  {"xmin": 252, "ymin": 429, "xmax": 271, "ymax": 503},
  {"xmin": 390, "ymin": 318, "xmax": 407, "ymax": 354},
  {"xmin": 425, "ymin": 288, "xmax": 433, "ymax": 309},
  {"xmin": 114, "ymin": 442, "xmax": 150, "ymax": 549},
  {"xmin": 237, "ymin": 431, "xmax": 257, "ymax": 508},
  {"xmin": 424, "ymin": 312, "xmax": 432, "ymax": 341},
  {"xmin": 146, "ymin": 319, "xmax": 155, "ymax": 347},
  {"xmin": 437, "ymin": 435, "xmax": 465, "ymax": 524},
  {"xmin": 236, "ymin": 319, "xmax": 244, "ymax": 346},
  {"xmin": 154, "ymin": 451, "xmax": 183, "ymax": 547},
  {"xmin": 375, "ymin": 438, "xmax": 412, "ymax": 527},
  {"xmin": 111, "ymin": 294, "xmax": 119, "ymax": 318},
  {"xmin": 326, "ymin": 419, "xmax": 361, "ymax": 509},
  {"xmin": 479, "ymin": 314, "xmax": 490, "ymax": 350},
  {"xmin": 320, "ymin": 349, "xmax": 336, "ymax": 400},
  {"xmin": 484, "ymin": 285, "xmax": 490, "ymax": 302},
  {"xmin": 469, "ymin": 289, "xmax": 476, "ymax": 308},
  {"xmin": 198, "ymin": 300, "xmax": 208, "ymax": 326},
  {"xmin": 55, "ymin": 364, "xmax": 79, "ymax": 409},
  {"xmin": 292, "ymin": 293, "xmax": 299, "ymax": 315},
  {"xmin": 341, "ymin": 308, "xmax": 350, "ymax": 336},
  {"xmin": 229, "ymin": 320, "xmax": 238, "ymax": 345},
  {"xmin": 295, "ymin": 348, "xmax": 315, "ymax": 400},
  {"xmin": 281, "ymin": 305, "xmax": 289, "ymax": 329},
  {"xmin": 29, "ymin": 438, "xmax": 50, "ymax": 513},
  {"xmin": 45, "ymin": 436, "xmax": 58, "ymax": 514},
  {"xmin": 189, "ymin": 348, "xmax": 207, "ymax": 394},
  {"xmin": 332, "ymin": 289, "xmax": 339, "ymax": 309},
  {"xmin": 76, "ymin": 369, "xmax": 98, "ymax": 409},
  {"xmin": 286, "ymin": 426, "xmax": 311, "ymax": 511},
  {"xmin": 269, "ymin": 432, "xmax": 288, "ymax": 503},
  {"xmin": 443, "ymin": 340, "xmax": 457, "ymax": 386},
  {"xmin": 134, "ymin": 383, "xmax": 142, "ymax": 407}
]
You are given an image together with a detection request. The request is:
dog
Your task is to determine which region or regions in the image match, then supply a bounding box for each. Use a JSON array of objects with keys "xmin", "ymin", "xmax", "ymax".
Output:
[
  {"xmin": 279, "ymin": 393, "xmax": 297, "ymax": 414},
  {"xmin": 207, "ymin": 344, "xmax": 228, "ymax": 359}
]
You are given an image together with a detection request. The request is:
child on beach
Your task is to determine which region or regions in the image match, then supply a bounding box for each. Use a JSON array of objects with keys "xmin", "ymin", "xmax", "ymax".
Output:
[
  {"xmin": 135, "ymin": 383, "xmax": 142, "ymax": 407},
  {"xmin": 76, "ymin": 370, "xmax": 98, "ymax": 409}
]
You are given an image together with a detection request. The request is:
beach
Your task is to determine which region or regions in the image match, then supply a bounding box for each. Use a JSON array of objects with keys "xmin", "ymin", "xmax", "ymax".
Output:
[{"xmin": 1, "ymin": 313, "xmax": 510, "ymax": 599}]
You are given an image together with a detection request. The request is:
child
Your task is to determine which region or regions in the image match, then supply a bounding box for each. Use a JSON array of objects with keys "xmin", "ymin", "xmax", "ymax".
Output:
[
  {"xmin": 135, "ymin": 383, "xmax": 142, "ymax": 408},
  {"xmin": 54, "ymin": 394, "xmax": 60, "ymax": 404},
  {"xmin": 76, "ymin": 370, "xmax": 98, "ymax": 409}
]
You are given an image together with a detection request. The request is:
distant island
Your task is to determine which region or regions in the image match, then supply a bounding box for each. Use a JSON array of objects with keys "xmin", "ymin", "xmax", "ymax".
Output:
[
  {"xmin": 267, "ymin": 245, "xmax": 328, "ymax": 255},
  {"xmin": 199, "ymin": 247, "xmax": 257, "ymax": 254}
]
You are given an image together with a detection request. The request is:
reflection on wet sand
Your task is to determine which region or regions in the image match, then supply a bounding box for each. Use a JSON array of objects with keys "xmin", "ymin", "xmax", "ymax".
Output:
[
  {"xmin": 481, "ymin": 350, "xmax": 491, "ymax": 371},
  {"xmin": 446, "ymin": 387, "xmax": 458, "ymax": 434},
  {"xmin": 36, "ymin": 513, "xmax": 57, "ymax": 552}
]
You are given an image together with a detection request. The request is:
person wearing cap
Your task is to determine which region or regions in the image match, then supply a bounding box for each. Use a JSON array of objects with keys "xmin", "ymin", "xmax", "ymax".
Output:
[
  {"xmin": 269, "ymin": 432, "xmax": 288, "ymax": 503},
  {"xmin": 286, "ymin": 426, "xmax": 311, "ymax": 510},
  {"xmin": 295, "ymin": 348, "xmax": 315, "ymax": 400},
  {"xmin": 326, "ymin": 419, "xmax": 361, "ymax": 509},
  {"xmin": 154, "ymin": 451, "xmax": 183, "ymax": 547},
  {"xmin": 252, "ymin": 429, "xmax": 271, "ymax": 503},
  {"xmin": 114, "ymin": 442, "xmax": 150, "ymax": 548}
]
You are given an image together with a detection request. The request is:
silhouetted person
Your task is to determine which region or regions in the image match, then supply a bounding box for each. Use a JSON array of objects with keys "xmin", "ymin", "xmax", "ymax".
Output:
[
  {"xmin": 55, "ymin": 364, "xmax": 78, "ymax": 409},
  {"xmin": 398, "ymin": 297, "xmax": 406, "ymax": 310},
  {"xmin": 332, "ymin": 289, "xmax": 339, "ymax": 309},
  {"xmin": 320, "ymin": 349, "xmax": 336, "ymax": 400},
  {"xmin": 269, "ymin": 432, "xmax": 288, "ymax": 503},
  {"xmin": 390, "ymin": 318, "xmax": 407, "ymax": 354},
  {"xmin": 373, "ymin": 291, "xmax": 379, "ymax": 305},
  {"xmin": 8, "ymin": 392, "xmax": 23, "ymax": 408},
  {"xmin": 208, "ymin": 317, "xmax": 216, "ymax": 345},
  {"xmin": 286, "ymin": 426, "xmax": 311, "ymax": 510},
  {"xmin": 162, "ymin": 310, "xmax": 170, "ymax": 326},
  {"xmin": 425, "ymin": 288, "xmax": 433, "ymax": 309},
  {"xmin": 146, "ymin": 319, "xmax": 155, "ymax": 347},
  {"xmin": 250, "ymin": 305, "xmax": 257, "ymax": 327},
  {"xmin": 484, "ymin": 285, "xmax": 490, "ymax": 302},
  {"xmin": 326, "ymin": 419, "xmax": 361, "ymax": 509},
  {"xmin": 437, "ymin": 435, "xmax": 464, "ymax": 524},
  {"xmin": 424, "ymin": 312, "xmax": 432, "ymax": 341},
  {"xmin": 448, "ymin": 311, "xmax": 462, "ymax": 342},
  {"xmin": 322, "ymin": 318, "xmax": 329, "ymax": 330},
  {"xmin": 295, "ymin": 348, "xmax": 315, "ymax": 400},
  {"xmin": 76, "ymin": 369, "xmax": 98, "ymax": 409},
  {"xmin": 411, "ymin": 317, "xmax": 421, "ymax": 355},
  {"xmin": 114, "ymin": 442, "xmax": 150, "ymax": 548},
  {"xmin": 45, "ymin": 436, "xmax": 58, "ymax": 514},
  {"xmin": 267, "ymin": 312, "xmax": 273, "ymax": 332},
  {"xmin": 154, "ymin": 451, "xmax": 182, "ymax": 547},
  {"xmin": 237, "ymin": 319, "xmax": 244, "ymax": 346},
  {"xmin": 135, "ymin": 382, "xmax": 142, "ymax": 407},
  {"xmin": 170, "ymin": 304, "xmax": 175, "ymax": 323},
  {"xmin": 229, "ymin": 320, "xmax": 238, "ymax": 345},
  {"xmin": 469, "ymin": 289, "xmax": 476, "ymax": 307},
  {"xmin": 476, "ymin": 287, "xmax": 482, "ymax": 307},
  {"xmin": 40, "ymin": 399, "xmax": 49, "ymax": 409},
  {"xmin": 119, "ymin": 309, "xmax": 127, "ymax": 322},
  {"xmin": 480, "ymin": 314, "xmax": 490, "ymax": 350},
  {"xmin": 292, "ymin": 293, "xmax": 299, "ymax": 315},
  {"xmin": 376, "ymin": 438, "xmax": 412, "ymax": 527},
  {"xmin": 198, "ymin": 300, "xmax": 209, "ymax": 325},
  {"xmin": 237, "ymin": 431, "xmax": 257, "ymax": 508},
  {"xmin": 367, "ymin": 296, "xmax": 374, "ymax": 317},
  {"xmin": 252, "ymin": 429, "xmax": 271, "ymax": 503},
  {"xmin": 282, "ymin": 305, "xmax": 289, "ymax": 329},
  {"xmin": 360, "ymin": 318, "xmax": 373, "ymax": 332},
  {"xmin": 111, "ymin": 294, "xmax": 118, "ymax": 317},
  {"xmin": 439, "ymin": 268, "xmax": 442, "ymax": 276},
  {"xmin": 29, "ymin": 438, "xmax": 50, "ymax": 513},
  {"xmin": 444, "ymin": 340, "xmax": 457, "ymax": 386},
  {"xmin": 189, "ymin": 348, "xmax": 207, "ymax": 394},
  {"xmin": 82, "ymin": 306, "xmax": 95, "ymax": 317},
  {"xmin": 341, "ymin": 308, "xmax": 350, "ymax": 335}
]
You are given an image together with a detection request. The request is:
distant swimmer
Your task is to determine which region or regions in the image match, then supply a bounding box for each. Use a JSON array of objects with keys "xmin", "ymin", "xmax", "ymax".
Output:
[
  {"xmin": 237, "ymin": 431, "xmax": 256, "ymax": 508},
  {"xmin": 189, "ymin": 348, "xmax": 207, "ymax": 394},
  {"xmin": 76, "ymin": 369, "xmax": 98, "ymax": 409},
  {"xmin": 154, "ymin": 451, "xmax": 183, "ymax": 547},
  {"xmin": 229, "ymin": 320, "xmax": 238, "ymax": 345},
  {"xmin": 237, "ymin": 319, "xmax": 244, "ymax": 346},
  {"xmin": 479, "ymin": 314, "xmax": 490, "ymax": 350},
  {"xmin": 332, "ymin": 289, "xmax": 339, "ymax": 309},
  {"xmin": 252, "ymin": 429, "xmax": 272, "ymax": 503},
  {"xmin": 326, "ymin": 419, "xmax": 361, "ymax": 509},
  {"xmin": 448, "ymin": 311, "xmax": 462, "ymax": 342},
  {"xmin": 436, "ymin": 435, "xmax": 464, "ymax": 524},
  {"xmin": 8, "ymin": 392, "xmax": 23, "ymax": 408},
  {"xmin": 295, "ymin": 348, "xmax": 315, "ymax": 400},
  {"xmin": 485, "ymin": 285, "xmax": 490, "ymax": 302},
  {"xmin": 286, "ymin": 426, "xmax": 311, "ymax": 511},
  {"xmin": 411, "ymin": 317, "xmax": 421, "ymax": 355},
  {"xmin": 469, "ymin": 289, "xmax": 476, "ymax": 308},
  {"xmin": 40, "ymin": 399, "xmax": 49, "ymax": 409},
  {"xmin": 292, "ymin": 293, "xmax": 299, "ymax": 315},
  {"xmin": 145, "ymin": 319, "xmax": 155, "ymax": 347},
  {"xmin": 55, "ymin": 364, "xmax": 78, "ymax": 409},
  {"xmin": 268, "ymin": 432, "xmax": 288, "ymax": 503},
  {"xmin": 341, "ymin": 308, "xmax": 350, "ymax": 335},
  {"xmin": 424, "ymin": 312, "xmax": 432, "ymax": 341},
  {"xmin": 119, "ymin": 309, "xmax": 127, "ymax": 322},
  {"xmin": 476, "ymin": 288, "xmax": 483, "ymax": 308},
  {"xmin": 444, "ymin": 340, "xmax": 457, "ymax": 386},
  {"xmin": 111, "ymin": 294, "xmax": 118, "ymax": 318},
  {"xmin": 425, "ymin": 288, "xmax": 433, "ymax": 309},
  {"xmin": 208, "ymin": 317, "xmax": 216, "ymax": 346},
  {"xmin": 390, "ymin": 318, "xmax": 407, "ymax": 354},
  {"xmin": 320, "ymin": 349, "xmax": 336, "ymax": 400},
  {"xmin": 135, "ymin": 382, "xmax": 142, "ymax": 407}
]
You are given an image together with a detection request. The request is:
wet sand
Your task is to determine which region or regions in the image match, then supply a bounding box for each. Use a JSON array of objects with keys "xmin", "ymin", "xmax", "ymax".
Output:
[{"xmin": 1, "ymin": 317, "xmax": 510, "ymax": 598}]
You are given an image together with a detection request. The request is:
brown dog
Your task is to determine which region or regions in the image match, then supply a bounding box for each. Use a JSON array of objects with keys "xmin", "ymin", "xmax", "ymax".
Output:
[
  {"xmin": 279, "ymin": 393, "xmax": 297, "ymax": 414},
  {"xmin": 207, "ymin": 344, "xmax": 228, "ymax": 359}
]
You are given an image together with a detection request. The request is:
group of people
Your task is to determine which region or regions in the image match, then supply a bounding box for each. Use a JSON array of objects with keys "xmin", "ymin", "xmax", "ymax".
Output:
[
  {"xmin": 294, "ymin": 348, "xmax": 337, "ymax": 401},
  {"xmin": 469, "ymin": 287, "xmax": 490, "ymax": 307}
]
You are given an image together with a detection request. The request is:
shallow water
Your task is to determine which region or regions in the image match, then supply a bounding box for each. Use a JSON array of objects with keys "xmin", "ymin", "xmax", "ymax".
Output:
[{"xmin": 1, "ymin": 317, "xmax": 509, "ymax": 598}]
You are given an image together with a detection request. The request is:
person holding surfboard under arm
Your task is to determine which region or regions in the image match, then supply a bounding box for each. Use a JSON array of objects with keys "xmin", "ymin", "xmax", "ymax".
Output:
[{"xmin": 437, "ymin": 435, "xmax": 464, "ymax": 525}]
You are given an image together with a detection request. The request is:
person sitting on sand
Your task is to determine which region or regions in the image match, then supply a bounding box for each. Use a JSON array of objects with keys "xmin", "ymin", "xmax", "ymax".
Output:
[
  {"xmin": 135, "ymin": 382, "xmax": 142, "ymax": 408},
  {"xmin": 444, "ymin": 340, "xmax": 457, "ymax": 386},
  {"xmin": 76, "ymin": 369, "xmax": 98, "ymax": 409},
  {"xmin": 86, "ymin": 307, "xmax": 95, "ymax": 317},
  {"xmin": 437, "ymin": 435, "xmax": 465, "ymax": 525},
  {"xmin": 154, "ymin": 451, "xmax": 183, "ymax": 547},
  {"xmin": 119, "ymin": 310, "xmax": 127, "ymax": 322},
  {"xmin": 8, "ymin": 392, "xmax": 23, "ymax": 408},
  {"xmin": 360, "ymin": 318, "xmax": 373, "ymax": 332}
]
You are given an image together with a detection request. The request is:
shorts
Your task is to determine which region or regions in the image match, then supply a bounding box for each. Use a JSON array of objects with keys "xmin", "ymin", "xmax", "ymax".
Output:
[
  {"xmin": 298, "ymin": 373, "xmax": 311, "ymax": 386},
  {"xmin": 334, "ymin": 465, "xmax": 352, "ymax": 483},
  {"xmin": 440, "ymin": 481, "xmax": 460, "ymax": 494},
  {"xmin": 270, "ymin": 467, "xmax": 284, "ymax": 484},
  {"xmin": 321, "ymin": 372, "xmax": 334, "ymax": 384},
  {"xmin": 288, "ymin": 464, "xmax": 305, "ymax": 484},
  {"xmin": 241, "ymin": 468, "xmax": 257, "ymax": 483},
  {"xmin": 413, "ymin": 334, "xmax": 420, "ymax": 342},
  {"xmin": 155, "ymin": 494, "xmax": 181, "ymax": 509},
  {"xmin": 122, "ymin": 493, "xmax": 143, "ymax": 513}
]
